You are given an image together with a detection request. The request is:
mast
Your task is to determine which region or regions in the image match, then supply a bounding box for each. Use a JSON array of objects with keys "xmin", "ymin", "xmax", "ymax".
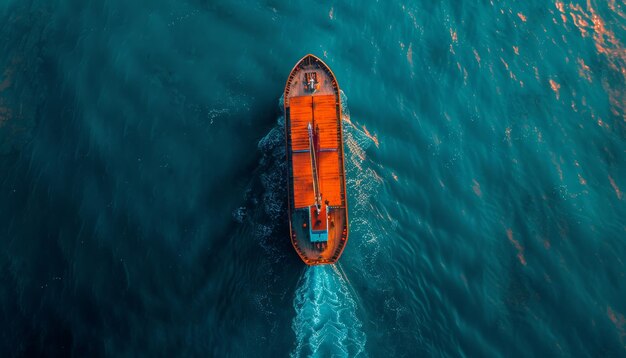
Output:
[{"xmin": 308, "ymin": 122, "xmax": 322, "ymax": 213}]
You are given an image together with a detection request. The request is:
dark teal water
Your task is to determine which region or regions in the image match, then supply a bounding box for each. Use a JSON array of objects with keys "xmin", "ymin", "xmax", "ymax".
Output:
[{"xmin": 1, "ymin": 0, "xmax": 626, "ymax": 356}]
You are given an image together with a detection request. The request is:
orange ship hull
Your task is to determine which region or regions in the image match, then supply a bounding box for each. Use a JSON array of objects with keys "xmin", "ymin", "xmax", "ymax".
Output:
[{"xmin": 284, "ymin": 54, "xmax": 349, "ymax": 265}]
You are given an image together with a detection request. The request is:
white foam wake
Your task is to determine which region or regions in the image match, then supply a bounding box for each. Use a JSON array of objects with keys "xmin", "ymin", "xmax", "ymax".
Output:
[{"xmin": 291, "ymin": 265, "xmax": 367, "ymax": 358}]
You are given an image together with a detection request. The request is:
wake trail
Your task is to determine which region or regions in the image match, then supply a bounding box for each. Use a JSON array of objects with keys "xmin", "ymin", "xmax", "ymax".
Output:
[{"xmin": 291, "ymin": 265, "xmax": 367, "ymax": 358}]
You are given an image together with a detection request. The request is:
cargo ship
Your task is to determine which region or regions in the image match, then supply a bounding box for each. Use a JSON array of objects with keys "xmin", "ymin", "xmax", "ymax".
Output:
[{"xmin": 284, "ymin": 54, "xmax": 348, "ymax": 265}]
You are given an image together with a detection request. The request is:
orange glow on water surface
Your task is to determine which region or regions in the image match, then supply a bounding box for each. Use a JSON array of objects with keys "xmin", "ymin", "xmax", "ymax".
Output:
[
  {"xmin": 607, "ymin": 306, "xmax": 626, "ymax": 347},
  {"xmin": 507, "ymin": 228, "xmax": 527, "ymax": 266},
  {"xmin": 549, "ymin": 79, "xmax": 561, "ymax": 99},
  {"xmin": 577, "ymin": 58, "xmax": 592, "ymax": 82},
  {"xmin": 554, "ymin": 1, "xmax": 626, "ymax": 120},
  {"xmin": 609, "ymin": 175, "xmax": 623, "ymax": 200}
]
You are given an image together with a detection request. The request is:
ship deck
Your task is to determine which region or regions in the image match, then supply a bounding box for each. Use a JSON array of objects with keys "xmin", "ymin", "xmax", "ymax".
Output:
[
  {"xmin": 290, "ymin": 207, "xmax": 347, "ymax": 263},
  {"xmin": 289, "ymin": 95, "xmax": 343, "ymax": 208}
]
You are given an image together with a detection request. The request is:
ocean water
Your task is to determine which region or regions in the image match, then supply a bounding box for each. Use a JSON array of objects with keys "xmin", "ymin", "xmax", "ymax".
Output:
[{"xmin": 1, "ymin": 0, "xmax": 626, "ymax": 356}]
